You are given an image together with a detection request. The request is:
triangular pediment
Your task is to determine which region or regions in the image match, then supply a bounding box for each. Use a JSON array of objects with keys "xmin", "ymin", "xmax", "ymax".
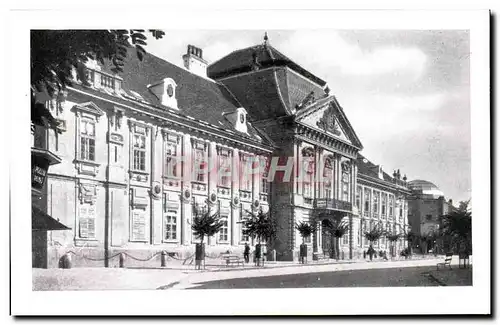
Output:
[
  {"xmin": 73, "ymin": 101, "xmax": 105, "ymax": 117},
  {"xmin": 295, "ymin": 99, "xmax": 363, "ymax": 149}
]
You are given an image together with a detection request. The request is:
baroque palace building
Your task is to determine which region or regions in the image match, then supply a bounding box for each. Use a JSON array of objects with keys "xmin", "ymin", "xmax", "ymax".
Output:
[{"xmin": 32, "ymin": 37, "xmax": 411, "ymax": 268}]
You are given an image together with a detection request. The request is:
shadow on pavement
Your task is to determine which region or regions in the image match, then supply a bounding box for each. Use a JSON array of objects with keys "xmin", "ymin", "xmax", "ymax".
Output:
[{"xmin": 187, "ymin": 266, "xmax": 473, "ymax": 289}]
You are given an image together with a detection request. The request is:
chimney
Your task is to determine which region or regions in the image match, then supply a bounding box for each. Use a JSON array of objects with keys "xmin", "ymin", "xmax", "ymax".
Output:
[{"xmin": 183, "ymin": 45, "xmax": 208, "ymax": 78}]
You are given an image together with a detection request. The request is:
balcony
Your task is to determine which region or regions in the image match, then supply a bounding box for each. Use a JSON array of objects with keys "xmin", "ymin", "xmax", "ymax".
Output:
[{"xmin": 314, "ymin": 198, "xmax": 352, "ymax": 213}]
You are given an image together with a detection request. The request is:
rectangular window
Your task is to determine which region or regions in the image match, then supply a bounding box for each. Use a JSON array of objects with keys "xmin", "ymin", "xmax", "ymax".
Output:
[
  {"xmin": 305, "ymin": 234, "xmax": 312, "ymax": 244},
  {"xmin": 323, "ymin": 159, "xmax": 333, "ymax": 199},
  {"xmin": 303, "ymin": 158, "xmax": 314, "ymax": 198},
  {"xmin": 218, "ymin": 150, "xmax": 231, "ymax": 187},
  {"xmin": 164, "ymin": 211, "xmax": 177, "ymax": 241},
  {"xmin": 343, "ymin": 231, "xmax": 349, "ymax": 245},
  {"xmin": 219, "ymin": 216, "xmax": 228, "ymax": 242},
  {"xmin": 165, "ymin": 141, "xmax": 178, "ymax": 178},
  {"xmin": 80, "ymin": 119, "xmax": 95, "ymax": 161},
  {"xmin": 364, "ymin": 188, "xmax": 371, "ymax": 214},
  {"xmin": 373, "ymin": 191, "xmax": 379, "ymax": 214},
  {"xmin": 355, "ymin": 186, "xmax": 361, "ymax": 208},
  {"xmin": 381, "ymin": 193, "xmax": 387, "ymax": 217},
  {"xmin": 342, "ymin": 172, "xmax": 349, "ymax": 201},
  {"xmin": 389, "ymin": 195, "xmax": 394, "ymax": 218},
  {"xmin": 260, "ymin": 157, "xmax": 270, "ymax": 194},
  {"xmin": 193, "ymin": 143, "xmax": 207, "ymax": 183},
  {"xmin": 78, "ymin": 204, "xmax": 96, "ymax": 239},
  {"xmin": 240, "ymin": 155, "xmax": 252, "ymax": 191},
  {"xmin": 133, "ymin": 133, "xmax": 146, "ymax": 171}
]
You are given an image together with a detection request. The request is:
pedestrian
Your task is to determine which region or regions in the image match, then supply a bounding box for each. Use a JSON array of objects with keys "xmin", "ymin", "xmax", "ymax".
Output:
[{"xmin": 244, "ymin": 243, "xmax": 250, "ymax": 264}]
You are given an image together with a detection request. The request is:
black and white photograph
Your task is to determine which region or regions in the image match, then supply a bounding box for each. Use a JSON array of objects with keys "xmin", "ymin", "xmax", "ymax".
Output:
[{"xmin": 7, "ymin": 5, "xmax": 490, "ymax": 316}]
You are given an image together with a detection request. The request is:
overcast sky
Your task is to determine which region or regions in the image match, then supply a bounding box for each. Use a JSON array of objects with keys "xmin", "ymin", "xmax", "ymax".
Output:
[{"xmin": 145, "ymin": 30, "xmax": 471, "ymax": 204}]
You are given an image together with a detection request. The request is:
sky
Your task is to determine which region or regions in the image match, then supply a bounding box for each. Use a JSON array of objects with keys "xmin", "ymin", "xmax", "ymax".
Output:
[{"xmin": 145, "ymin": 30, "xmax": 471, "ymax": 204}]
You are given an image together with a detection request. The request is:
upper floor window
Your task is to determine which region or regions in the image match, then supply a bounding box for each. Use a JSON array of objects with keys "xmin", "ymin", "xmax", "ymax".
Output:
[
  {"xmin": 192, "ymin": 141, "xmax": 207, "ymax": 183},
  {"xmin": 341, "ymin": 161, "xmax": 350, "ymax": 202},
  {"xmin": 79, "ymin": 119, "xmax": 95, "ymax": 161},
  {"xmin": 381, "ymin": 193, "xmax": 387, "ymax": 217},
  {"xmin": 302, "ymin": 147, "xmax": 315, "ymax": 199},
  {"xmin": 389, "ymin": 195, "xmax": 394, "ymax": 217},
  {"xmin": 240, "ymin": 154, "xmax": 252, "ymax": 191},
  {"xmin": 364, "ymin": 188, "xmax": 371, "ymax": 214},
  {"xmin": 165, "ymin": 141, "xmax": 178, "ymax": 178},
  {"xmin": 217, "ymin": 148, "xmax": 232, "ymax": 187},
  {"xmin": 373, "ymin": 191, "xmax": 379, "ymax": 214},
  {"xmin": 133, "ymin": 132, "xmax": 146, "ymax": 171},
  {"xmin": 323, "ymin": 157, "xmax": 333, "ymax": 199},
  {"xmin": 259, "ymin": 156, "xmax": 270, "ymax": 194},
  {"xmin": 356, "ymin": 186, "xmax": 362, "ymax": 208}
]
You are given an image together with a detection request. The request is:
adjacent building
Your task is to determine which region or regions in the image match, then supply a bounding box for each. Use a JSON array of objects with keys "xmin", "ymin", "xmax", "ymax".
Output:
[
  {"xmin": 32, "ymin": 36, "xmax": 413, "ymax": 267},
  {"xmin": 407, "ymin": 180, "xmax": 456, "ymax": 253}
]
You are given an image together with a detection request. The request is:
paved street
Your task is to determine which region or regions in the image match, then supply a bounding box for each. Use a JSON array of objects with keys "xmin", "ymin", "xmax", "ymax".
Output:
[
  {"xmin": 33, "ymin": 256, "xmax": 471, "ymax": 290},
  {"xmin": 186, "ymin": 266, "xmax": 472, "ymax": 289}
]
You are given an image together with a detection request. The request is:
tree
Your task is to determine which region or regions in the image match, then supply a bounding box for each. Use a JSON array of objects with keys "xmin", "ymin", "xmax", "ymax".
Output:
[
  {"xmin": 242, "ymin": 209, "xmax": 278, "ymax": 245},
  {"xmin": 295, "ymin": 221, "xmax": 316, "ymax": 244},
  {"xmin": 191, "ymin": 204, "xmax": 225, "ymax": 245},
  {"xmin": 386, "ymin": 232, "xmax": 402, "ymax": 258},
  {"xmin": 399, "ymin": 225, "xmax": 416, "ymax": 257},
  {"xmin": 322, "ymin": 217, "xmax": 349, "ymax": 260},
  {"xmin": 364, "ymin": 223, "xmax": 385, "ymax": 261},
  {"xmin": 440, "ymin": 199, "xmax": 472, "ymax": 255},
  {"xmin": 31, "ymin": 29, "xmax": 165, "ymax": 131}
]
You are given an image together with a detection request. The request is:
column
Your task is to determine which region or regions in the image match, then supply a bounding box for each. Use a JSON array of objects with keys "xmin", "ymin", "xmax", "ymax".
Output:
[
  {"xmin": 231, "ymin": 148, "xmax": 239, "ymax": 245},
  {"xmin": 181, "ymin": 134, "xmax": 192, "ymax": 245}
]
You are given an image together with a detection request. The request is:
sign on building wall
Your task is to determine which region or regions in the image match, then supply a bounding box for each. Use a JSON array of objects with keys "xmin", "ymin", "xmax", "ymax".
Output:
[
  {"xmin": 79, "ymin": 204, "xmax": 96, "ymax": 238},
  {"xmin": 31, "ymin": 156, "xmax": 49, "ymax": 191},
  {"xmin": 131, "ymin": 210, "xmax": 146, "ymax": 241}
]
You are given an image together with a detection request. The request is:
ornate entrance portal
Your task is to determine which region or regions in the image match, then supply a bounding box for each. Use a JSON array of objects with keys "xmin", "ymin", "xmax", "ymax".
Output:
[{"xmin": 321, "ymin": 219, "xmax": 334, "ymax": 258}]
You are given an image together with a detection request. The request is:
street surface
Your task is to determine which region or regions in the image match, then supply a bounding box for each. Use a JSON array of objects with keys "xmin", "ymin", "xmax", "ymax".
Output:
[{"xmin": 186, "ymin": 266, "xmax": 472, "ymax": 289}]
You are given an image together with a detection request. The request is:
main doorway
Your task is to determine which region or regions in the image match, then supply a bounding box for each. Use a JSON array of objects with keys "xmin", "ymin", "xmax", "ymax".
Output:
[{"xmin": 321, "ymin": 219, "xmax": 334, "ymax": 258}]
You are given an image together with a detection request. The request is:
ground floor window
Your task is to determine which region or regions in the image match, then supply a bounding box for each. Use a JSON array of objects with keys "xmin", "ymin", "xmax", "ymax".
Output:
[
  {"xmin": 219, "ymin": 216, "xmax": 228, "ymax": 242},
  {"xmin": 343, "ymin": 230, "xmax": 349, "ymax": 245},
  {"xmin": 164, "ymin": 211, "xmax": 177, "ymax": 241}
]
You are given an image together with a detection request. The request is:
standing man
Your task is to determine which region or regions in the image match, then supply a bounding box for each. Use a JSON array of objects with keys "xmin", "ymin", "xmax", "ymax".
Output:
[{"xmin": 244, "ymin": 243, "xmax": 250, "ymax": 264}]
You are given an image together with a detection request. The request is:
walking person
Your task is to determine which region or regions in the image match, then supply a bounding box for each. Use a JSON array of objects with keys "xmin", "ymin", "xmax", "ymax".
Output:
[{"xmin": 244, "ymin": 243, "xmax": 250, "ymax": 264}]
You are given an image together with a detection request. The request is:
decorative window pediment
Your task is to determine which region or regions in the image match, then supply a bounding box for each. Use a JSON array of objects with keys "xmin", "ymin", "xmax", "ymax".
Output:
[{"xmin": 73, "ymin": 102, "xmax": 105, "ymax": 121}]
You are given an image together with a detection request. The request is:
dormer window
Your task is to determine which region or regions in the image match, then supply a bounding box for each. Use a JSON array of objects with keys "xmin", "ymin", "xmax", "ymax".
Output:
[
  {"xmin": 147, "ymin": 78, "xmax": 178, "ymax": 109},
  {"xmin": 223, "ymin": 107, "xmax": 248, "ymax": 134}
]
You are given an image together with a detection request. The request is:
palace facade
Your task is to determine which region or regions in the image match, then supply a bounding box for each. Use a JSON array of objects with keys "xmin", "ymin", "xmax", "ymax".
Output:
[{"xmin": 32, "ymin": 38, "xmax": 411, "ymax": 268}]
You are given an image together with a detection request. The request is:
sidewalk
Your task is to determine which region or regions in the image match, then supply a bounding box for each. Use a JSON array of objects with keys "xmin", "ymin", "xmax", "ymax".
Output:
[{"xmin": 33, "ymin": 255, "xmax": 453, "ymax": 290}]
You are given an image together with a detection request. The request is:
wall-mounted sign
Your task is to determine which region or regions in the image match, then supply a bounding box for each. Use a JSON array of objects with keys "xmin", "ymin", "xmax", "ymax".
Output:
[{"xmin": 32, "ymin": 155, "xmax": 50, "ymax": 191}]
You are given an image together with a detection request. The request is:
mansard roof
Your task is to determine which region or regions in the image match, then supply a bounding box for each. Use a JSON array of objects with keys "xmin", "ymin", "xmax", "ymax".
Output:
[
  {"xmin": 74, "ymin": 48, "xmax": 272, "ymax": 147},
  {"xmin": 208, "ymin": 44, "xmax": 327, "ymax": 86},
  {"xmin": 357, "ymin": 154, "xmax": 410, "ymax": 193},
  {"xmin": 207, "ymin": 44, "xmax": 329, "ymax": 121}
]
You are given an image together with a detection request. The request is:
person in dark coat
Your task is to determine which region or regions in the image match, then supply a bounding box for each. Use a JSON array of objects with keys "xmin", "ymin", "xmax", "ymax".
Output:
[{"xmin": 243, "ymin": 243, "xmax": 250, "ymax": 263}]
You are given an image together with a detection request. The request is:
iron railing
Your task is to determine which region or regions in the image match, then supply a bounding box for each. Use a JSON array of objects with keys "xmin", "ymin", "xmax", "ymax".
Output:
[{"xmin": 315, "ymin": 198, "xmax": 352, "ymax": 212}]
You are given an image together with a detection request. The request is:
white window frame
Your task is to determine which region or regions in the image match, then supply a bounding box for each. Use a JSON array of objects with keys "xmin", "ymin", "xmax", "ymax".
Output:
[{"xmin": 164, "ymin": 209, "xmax": 178, "ymax": 242}]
